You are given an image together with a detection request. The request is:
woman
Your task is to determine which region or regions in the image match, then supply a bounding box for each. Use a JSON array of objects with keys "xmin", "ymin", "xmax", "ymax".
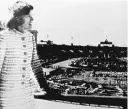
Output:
[{"xmin": 0, "ymin": 1, "xmax": 55, "ymax": 109}]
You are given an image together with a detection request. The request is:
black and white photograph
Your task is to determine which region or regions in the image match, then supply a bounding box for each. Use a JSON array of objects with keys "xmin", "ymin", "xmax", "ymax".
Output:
[{"xmin": 0, "ymin": 0, "xmax": 127, "ymax": 109}]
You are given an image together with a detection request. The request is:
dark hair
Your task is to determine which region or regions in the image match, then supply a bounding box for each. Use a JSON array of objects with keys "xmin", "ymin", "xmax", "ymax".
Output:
[
  {"xmin": 14, "ymin": 5, "xmax": 33, "ymax": 16},
  {"xmin": 7, "ymin": 4, "xmax": 33, "ymax": 30},
  {"xmin": 7, "ymin": 16, "xmax": 24, "ymax": 30}
]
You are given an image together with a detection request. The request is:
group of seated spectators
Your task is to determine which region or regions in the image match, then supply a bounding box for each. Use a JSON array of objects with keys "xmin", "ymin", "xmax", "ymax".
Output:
[
  {"xmin": 46, "ymin": 65, "xmax": 127, "ymax": 97},
  {"xmin": 48, "ymin": 79, "xmax": 126, "ymax": 97},
  {"xmin": 70, "ymin": 57, "xmax": 127, "ymax": 72}
]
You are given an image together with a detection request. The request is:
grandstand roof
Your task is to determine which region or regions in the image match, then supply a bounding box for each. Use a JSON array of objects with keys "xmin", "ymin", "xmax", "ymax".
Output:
[{"xmin": 100, "ymin": 39, "xmax": 112, "ymax": 45}]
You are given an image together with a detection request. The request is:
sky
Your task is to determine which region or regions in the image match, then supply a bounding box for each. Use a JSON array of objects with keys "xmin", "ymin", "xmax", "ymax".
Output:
[{"xmin": 0, "ymin": 0, "xmax": 127, "ymax": 46}]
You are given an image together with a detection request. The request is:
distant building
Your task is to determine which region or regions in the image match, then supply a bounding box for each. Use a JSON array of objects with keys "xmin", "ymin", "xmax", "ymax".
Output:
[
  {"xmin": 98, "ymin": 39, "xmax": 114, "ymax": 47},
  {"xmin": 39, "ymin": 40, "xmax": 54, "ymax": 45}
]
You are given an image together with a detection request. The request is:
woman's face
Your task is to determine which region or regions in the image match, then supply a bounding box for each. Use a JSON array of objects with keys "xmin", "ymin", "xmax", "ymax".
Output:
[{"xmin": 21, "ymin": 14, "xmax": 33, "ymax": 30}]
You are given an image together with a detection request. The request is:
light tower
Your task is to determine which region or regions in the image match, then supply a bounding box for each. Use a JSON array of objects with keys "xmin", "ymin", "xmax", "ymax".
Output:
[
  {"xmin": 71, "ymin": 36, "xmax": 73, "ymax": 46},
  {"xmin": 46, "ymin": 34, "xmax": 50, "ymax": 41}
]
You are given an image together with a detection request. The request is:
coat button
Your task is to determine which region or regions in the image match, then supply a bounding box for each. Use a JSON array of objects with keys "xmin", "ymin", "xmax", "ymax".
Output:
[
  {"xmin": 21, "ymin": 82, "xmax": 25, "ymax": 84},
  {"xmin": 23, "ymin": 60, "xmax": 27, "ymax": 63},
  {"xmin": 22, "ymin": 75, "xmax": 25, "ymax": 78},
  {"xmin": 21, "ymin": 37, "xmax": 25, "ymax": 41},
  {"xmin": 24, "ymin": 52, "xmax": 27, "ymax": 55},
  {"xmin": 23, "ymin": 45, "xmax": 26, "ymax": 47},
  {"xmin": 22, "ymin": 67, "xmax": 26, "ymax": 71}
]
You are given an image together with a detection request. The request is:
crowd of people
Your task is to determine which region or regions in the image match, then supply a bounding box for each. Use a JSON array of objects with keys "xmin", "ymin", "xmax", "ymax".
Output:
[
  {"xmin": 45, "ymin": 54, "xmax": 127, "ymax": 97},
  {"xmin": 37, "ymin": 43, "xmax": 127, "ymax": 67},
  {"xmin": 70, "ymin": 57, "xmax": 127, "ymax": 72},
  {"xmin": 48, "ymin": 79, "xmax": 125, "ymax": 97}
]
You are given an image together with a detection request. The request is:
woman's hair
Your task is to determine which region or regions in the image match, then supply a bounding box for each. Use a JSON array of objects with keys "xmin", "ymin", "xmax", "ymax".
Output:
[
  {"xmin": 7, "ymin": 1, "xmax": 33, "ymax": 30},
  {"xmin": 7, "ymin": 16, "xmax": 24, "ymax": 30}
]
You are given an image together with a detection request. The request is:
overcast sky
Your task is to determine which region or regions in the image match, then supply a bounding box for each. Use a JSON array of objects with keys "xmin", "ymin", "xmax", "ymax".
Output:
[{"xmin": 0, "ymin": 0, "xmax": 127, "ymax": 46}]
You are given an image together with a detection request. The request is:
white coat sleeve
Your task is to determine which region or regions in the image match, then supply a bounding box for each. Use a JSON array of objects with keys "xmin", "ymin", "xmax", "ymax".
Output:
[
  {"xmin": 31, "ymin": 35, "xmax": 51, "ymax": 92},
  {"xmin": 0, "ymin": 34, "xmax": 6, "ymax": 73},
  {"xmin": 31, "ymin": 34, "xmax": 61, "ymax": 95}
]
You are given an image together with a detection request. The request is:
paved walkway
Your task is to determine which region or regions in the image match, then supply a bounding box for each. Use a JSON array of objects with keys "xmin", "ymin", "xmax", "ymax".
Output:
[{"xmin": 35, "ymin": 99, "xmax": 120, "ymax": 109}]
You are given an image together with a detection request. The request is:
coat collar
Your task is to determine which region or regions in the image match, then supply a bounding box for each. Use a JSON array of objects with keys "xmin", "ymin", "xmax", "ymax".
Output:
[{"xmin": 13, "ymin": 29, "xmax": 28, "ymax": 36}]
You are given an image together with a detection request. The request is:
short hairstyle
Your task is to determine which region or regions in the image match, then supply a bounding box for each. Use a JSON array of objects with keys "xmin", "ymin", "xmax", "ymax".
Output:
[
  {"xmin": 7, "ymin": 16, "xmax": 24, "ymax": 30},
  {"xmin": 13, "ymin": 5, "xmax": 33, "ymax": 17},
  {"xmin": 7, "ymin": 1, "xmax": 33, "ymax": 30}
]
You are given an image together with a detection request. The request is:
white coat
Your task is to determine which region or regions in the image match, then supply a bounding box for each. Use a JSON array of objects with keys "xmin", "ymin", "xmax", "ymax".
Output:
[{"xmin": 0, "ymin": 29, "xmax": 45, "ymax": 109}]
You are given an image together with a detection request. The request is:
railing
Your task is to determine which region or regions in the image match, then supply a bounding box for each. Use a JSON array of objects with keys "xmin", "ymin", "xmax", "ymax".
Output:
[{"xmin": 35, "ymin": 94, "xmax": 127, "ymax": 109}]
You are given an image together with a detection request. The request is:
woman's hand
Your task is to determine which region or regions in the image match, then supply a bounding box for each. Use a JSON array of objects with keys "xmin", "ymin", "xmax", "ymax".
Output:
[{"xmin": 45, "ymin": 87, "xmax": 62, "ymax": 98}]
